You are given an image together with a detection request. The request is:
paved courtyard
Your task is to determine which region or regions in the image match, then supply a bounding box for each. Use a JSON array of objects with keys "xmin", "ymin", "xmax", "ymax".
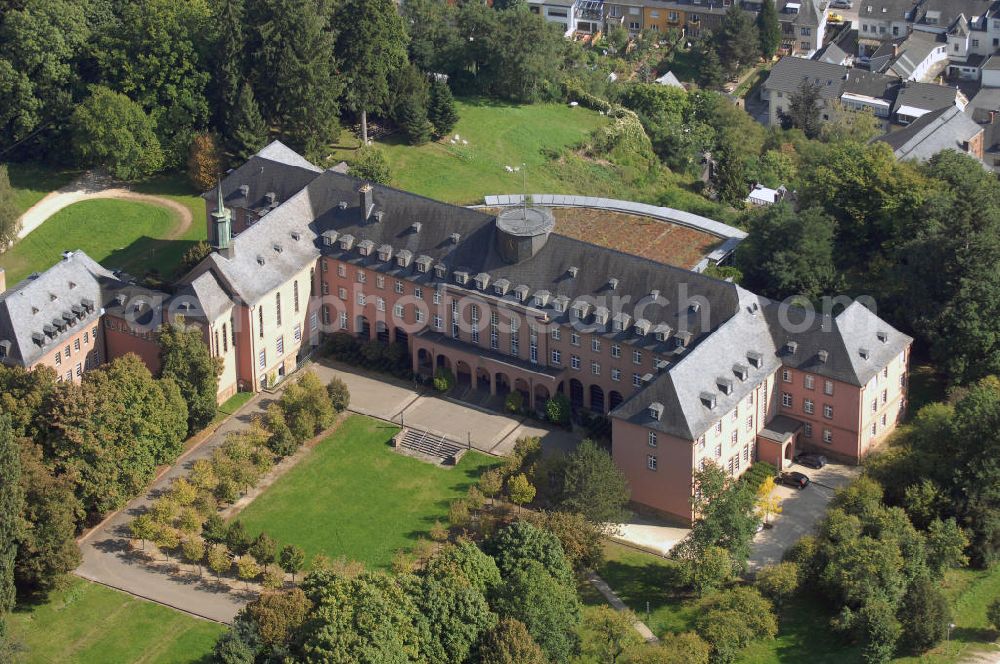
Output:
[{"xmin": 748, "ymin": 461, "xmax": 860, "ymax": 571}]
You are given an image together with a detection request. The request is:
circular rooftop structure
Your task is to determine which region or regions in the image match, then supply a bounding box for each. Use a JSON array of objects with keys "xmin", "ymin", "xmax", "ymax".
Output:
[{"xmin": 495, "ymin": 206, "xmax": 555, "ymax": 264}]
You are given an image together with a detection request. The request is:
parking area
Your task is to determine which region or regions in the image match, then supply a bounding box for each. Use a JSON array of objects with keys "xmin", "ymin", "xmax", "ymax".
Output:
[{"xmin": 748, "ymin": 461, "xmax": 861, "ymax": 571}]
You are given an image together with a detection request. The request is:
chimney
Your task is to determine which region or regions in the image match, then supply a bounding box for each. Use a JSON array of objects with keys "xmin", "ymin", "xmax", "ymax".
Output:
[
  {"xmin": 359, "ymin": 183, "xmax": 374, "ymax": 221},
  {"xmin": 0, "ymin": 267, "xmax": 5, "ymax": 294}
]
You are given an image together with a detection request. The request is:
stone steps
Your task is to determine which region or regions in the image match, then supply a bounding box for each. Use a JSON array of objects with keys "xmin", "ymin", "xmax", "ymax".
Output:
[{"xmin": 398, "ymin": 427, "xmax": 464, "ymax": 463}]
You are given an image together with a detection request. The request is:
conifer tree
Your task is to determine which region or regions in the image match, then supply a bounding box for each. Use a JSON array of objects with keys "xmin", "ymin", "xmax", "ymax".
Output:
[
  {"xmin": 0, "ymin": 415, "xmax": 24, "ymax": 614},
  {"xmin": 213, "ymin": 0, "xmax": 247, "ymax": 136},
  {"xmin": 758, "ymin": 0, "xmax": 782, "ymax": 60},
  {"xmin": 230, "ymin": 83, "xmax": 268, "ymax": 161},
  {"xmin": 0, "ymin": 165, "xmax": 18, "ymax": 246},
  {"xmin": 428, "ymin": 79, "xmax": 459, "ymax": 139}
]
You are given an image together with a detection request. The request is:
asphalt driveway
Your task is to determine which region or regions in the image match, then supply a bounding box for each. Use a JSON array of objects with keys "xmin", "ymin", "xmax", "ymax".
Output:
[{"xmin": 748, "ymin": 462, "xmax": 860, "ymax": 571}]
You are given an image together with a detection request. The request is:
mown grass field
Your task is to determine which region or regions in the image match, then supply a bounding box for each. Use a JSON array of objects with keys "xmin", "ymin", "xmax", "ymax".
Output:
[
  {"xmin": 6, "ymin": 163, "xmax": 79, "ymax": 215},
  {"xmin": 0, "ymin": 199, "xmax": 180, "ymax": 285},
  {"xmin": 330, "ymin": 99, "xmax": 610, "ymax": 205},
  {"xmin": 7, "ymin": 578, "xmax": 222, "ymax": 664},
  {"xmin": 235, "ymin": 414, "xmax": 499, "ymax": 569}
]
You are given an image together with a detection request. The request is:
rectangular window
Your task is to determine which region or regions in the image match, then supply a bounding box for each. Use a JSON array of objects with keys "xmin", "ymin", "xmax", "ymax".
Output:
[
  {"xmin": 276, "ymin": 335, "xmax": 284, "ymax": 355},
  {"xmin": 376, "ymin": 275, "xmax": 385, "ymax": 289},
  {"xmin": 472, "ymin": 328, "xmax": 480, "ymax": 344},
  {"xmin": 823, "ymin": 429, "xmax": 833, "ymax": 444},
  {"xmin": 322, "ymin": 305, "xmax": 331, "ymax": 325},
  {"xmin": 434, "ymin": 315, "xmax": 443, "ymax": 331},
  {"xmin": 716, "ymin": 421, "xmax": 722, "ymax": 434},
  {"xmin": 310, "ymin": 312, "xmax": 318, "ymax": 331},
  {"xmin": 591, "ymin": 361, "xmax": 600, "ymax": 376},
  {"xmin": 322, "ymin": 282, "xmax": 330, "ymax": 296},
  {"xmin": 393, "ymin": 303, "xmax": 403, "ymax": 317},
  {"xmin": 395, "ymin": 280, "xmax": 404, "ymax": 294},
  {"xmin": 84, "ymin": 331, "xmax": 89, "ymax": 344},
  {"xmin": 804, "ymin": 399, "xmax": 814, "ymax": 414},
  {"xmin": 648, "ymin": 431, "xmax": 657, "ymax": 447},
  {"xmin": 715, "ymin": 443, "xmax": 722, "ymax": 458},
  {"xmin": 551, "ymin": 328, "xmax": 561, "ymax": 341},
  {"xmin": 55, "ymin": 353, "xmax": 61, "ymax": 366},
  {"xmin": 804, "ymin": 422, "xmax": 813, "ymax": 437},
  {"xmin": 293, "ymin": 324, "xmax": 302, "ymax": 342},
  {"xmin": 357, "ymin": 293, "xmax": 366, "ymax": 306},
  {"xmin": 93, "ymin": 326, "xmax": 98, "ymax": 339},
  {"xmin": 571, "ymin": 332, "xmax": 580, "ymax": 346},
  {"xmin": 633, "ymin": 349, "xmax": 642, "ymax": 364},
  {"xmin": 275, "ymin": 292, "xmax": 281, "ymax": 325},
  {"xmin": 551, "ymin": 349, "xmax": 562, "ymax": 365},
  {"xmin": 824, "ymin": 404, "xmax": 833, "ymax": 419},
  {"xmin": 592, "ymin": 338, "xmax": 601, "ymax": 352},
  {"xmin": 783, "ymin": 369, "xmax": 791, "ymax": 382},
  {"xmin": 611, "ymin": 367, "xmax": 621, "ymax": 381},
  {"xmin": 824, "ymin": 380, "xmax": 834, "ymax": 395},
  {"xmin": 872, "ymin": 399, "xmax": 878, "ymax": 412},
  {"xmin": 882, "ymin": 389, "xmax": 887, "ymax": 405},
  {"xmin": 293, "ymin": 281, "xmax": 300, "ymax": 312},
  {"xmin": 414, "ymin": 287, "xmax": 422, "ymax": 299},
  {"xmin": 743, "ymin": 444, "xmax": 750, "ymax": 463},
  {"xmin": 337, "ymin": 286, "xmax": 346, "ymax": 300},
  {"xmin": 64, "ymin": 346, "xmax": 70, "ymax": 358},
  {"xmin": 259, "ymin": 349, "xmax": 266, "ymax": 369},
  {"xmin": 571, "ymin": 355, "xmax": 581, "ymax": 370},
  {"xmin": 415, "ymin": 309, "xmax": 425, "ymax": 323},
  {"xmin": 357, "ymin": 271, "xmax": 366, "ymax": 283},
  {"xmin": 530, "ymin": 342, "xmax": 538, "ymax": 363},
  {"xmin": 804, "ymin": 375, "xmax": 814, "ymax": 389},
  {"xmin": 646, "ymin": 454, "xmax": 658, "ymax": 471},
  {"xmin": 611, "ymin": 345, "xmax": 621, "ymax": 358},
  {"xmin": 74, "ymin": 339, "xmax": 80, "ymax": 352},
  {"xmin": 259, "ymin": 306, "xmax": 265, "ymax": 337},
  {"xmin": 633, "ymin": 373, "xmax": 642, "ymax": 388},
  {"xmin": 731, "ymin": 430, "xmax": 738, "ymax": 445},
  {"xmin": 510, "ymin": 333, "xmax": 519, "ymax": 355},
  {"xmin": 871, "ymin": 423, "xmax": 877, "ymax": 437},
  {"xmin": 336, "ymin": 263, "xmax": 345, "ymax": 277},
  {"xmin": 433, "ymin": 290, "xmax": 442, "ymax": 305},
  {"xmin": 746, "ymin": 416, "xmax": 753, "ymax": 431},
  {"xmin": 782, "ymin": 393, "xmax": 792, "ymax": 408},
  {"xmin": 376, "ymin": 298, "xmax": 386, "ymax": 312},
  {"xmin": 339, "ymin": 311, "xmax": 348, "ymax": 329}
]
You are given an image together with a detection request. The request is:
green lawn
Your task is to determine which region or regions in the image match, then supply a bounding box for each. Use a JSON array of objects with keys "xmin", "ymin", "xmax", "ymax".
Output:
[
  {"xmin": 331, "ymin": 99, "xmax": 609, "ymax": 205},
  {"xmin": 6, "ymin": 163, "xmax": 79, "ymax": 215},
  {"xmin": 218, "ymin": 391, "xmax": 254, "ymax": 417},
  {"xmin": 235, "ymin": 414, "xmax": 499, "ymax": 569},
  {"xmin": 0, "ymin": 199, "xmax": 182, "ymax": 285},
  {"xmin": 7, "ymin": 578, "xmax": 223, "ymax": 664}
]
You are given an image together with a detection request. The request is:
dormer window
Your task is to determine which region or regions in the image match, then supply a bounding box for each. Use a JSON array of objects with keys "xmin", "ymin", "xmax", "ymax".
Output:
[
  {"xmin": 612, "ymin": 312, "xmax": 631, "ymax": 331},
  {"xmin": 291, "ymin": 231, "xmax": 301, "ymax": 241},
  {"xmin": 323, "ymin": 230, "xmax": 339, "ymax": 246},
  {"xmin": 747, "ymin": 350, "xmax": 762, "ymax": 368},
  {"xmin": 818, "ymin": 350, "xmax": 829, "ymax": 363},
  {"xmin": 411, "ymin": 222, "xmax": 422, "ymax": 234},
  {"xmin": 357, "ymin": 239, "xmax": 375, "ymax": 256},
  {"xmin": 785, "ymin": 340, "xmax": 798, "ymax": 354},
  {"xmin": 700, "ymin": 392, "xmax": 717, "ymax": 409},
  {"xmin": 533, "ymin": 290, "xmax": 550, "ymax": 307},
  {"xmin": 513, "ymin": 285, "xmax": 529, "ymax": 302},
  {"xmin": 733, "ymin": 363, "xmax": 749, "ymax": 381},
  {"xmin": 339, "ymin": 234, "xmax": 355, "ymax": 250},
  {"xmin": 493, "ymin": 278, "xmax": 511, "ymax": 296},
  {"xmin": 553, "ymin": 296, "xmax": 569, "ymax": 313},
  {"xmin": 674, "ymin": 330, "xmax": 692, "ymax": 348},
  {"xmin": 68, "ymin": 281, "xmax": 76, "ymax": 290},
  {"xmin": 454, "ymin": 270, "xmax": 470, "ymax": 286},
  {"xmin": 377, "ymin": 244, "xmax": 393, "ymax": 261},
  {"xmin": 373, "ymin": 210, "xmax": 385, "ymax": 223},
  {"xmin": 689, "ymin": 302, "xmax": 701, "ymax": 313},
  {"xmin": 571, "ymin": 301, "xmax": 591, "ymax": 319},
  {"xmin": 877, "ymin": 330, "xmax": 888, "ymax": 343},
  {"xmin": 607, "ymin": 277, "xmax": 619, "ymax": 291},
  {"xmin": 717, "ymin": 377, "xmax": 734, "ymax": 395},
  {"xmin": 634, "ymin": 319, "xmax": 651, "ymax": 336},
  {"xmin": 449, "ymin": 232, "xmax": 461, "ymax": 244},
  {"xmin": 594, "ymin": 306, "xmax": 610, "ymax": 325},
  {"xmin": 395, "ymin": 250, "xmax": 413, "ymax": 268},
  {"xmin": 415, "ymin": 255, "xmax": 433, "ymax": 273},
  {"xmin": 649, "ymin": 289, "xmax": 660, "ymax": 300},
  {"xmin": 859, "ymin": 347, "xmax": 871, "ymax": 360},
  {"xmin": 567, "ymin": 266, "xmax": 579, "ymax": 278},
  {"xmin": 0, "ymin": 340, "xmax": 11, "ymax": 356},
  {"xmin": 434, "ymin": 263, "xmax": 448, "ymax": 278},
  {"xmin": 338, "ymin": 200, "xmax": 348, "ymax": 210},
  {"xmin": 256, "ymin": 255, "xmax": 265, "ymax": 266},
  {"xmin": 654, "ymin": 323, "xmax": 672, "ymax": 342},
  {"xmin": 273, "ymin": 244, "xmax": 283, "ymax": 253},
  {"xmin": 474, "ymin": 273, "xmax": 491, "ymax": 290},
  {"xmin": 648, "ymin": 402, "xmax": 664, "ymax": 420}
]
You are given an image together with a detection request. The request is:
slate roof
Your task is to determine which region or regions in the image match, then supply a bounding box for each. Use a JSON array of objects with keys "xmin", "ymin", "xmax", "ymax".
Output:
[
  {"xmin": 764, "ymin": 57, "xmax": 848, "ymax": 99},
  {"xmin": 612, "ymin": 295, "xmax": 912, "ymax": 440},
  {"xmin": 892, "ymin": 81, "xmax": 960, "ymax": 114},
  {"xmin": 877, "ymin": 105, "xmax": 983, "ymax": 162},
  {"xmin": 205, "ymin": 140, "xmax": 323, "ymax": 214},
  {"xmin": 842, "ymin": 69, "xmax": 900, "ymax": 99},
  {"xmin": 859, "ymin": 0, "xmax": 917, "ymax": 21},
  {"xmin": 913, "ymin": 0, "xmax": 993, "ymax": 30},
  {"xmin": 0, "ymin": 252, "xmax": 116, "ymax": 367},
  {"xmin": 174, "ymin": 270, "xmax": 234, "ymax": 322}
]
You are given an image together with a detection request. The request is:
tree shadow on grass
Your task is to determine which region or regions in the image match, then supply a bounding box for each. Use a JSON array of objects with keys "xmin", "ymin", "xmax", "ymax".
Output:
[{"xmin": 103, "ymin": 236, "xmax": 198, "ymax": 283}]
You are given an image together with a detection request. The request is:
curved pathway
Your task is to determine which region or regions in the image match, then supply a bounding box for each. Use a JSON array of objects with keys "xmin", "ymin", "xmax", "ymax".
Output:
[{"xmin": 16, "ymin": 171, "xmax": 193, "ymax": 241}]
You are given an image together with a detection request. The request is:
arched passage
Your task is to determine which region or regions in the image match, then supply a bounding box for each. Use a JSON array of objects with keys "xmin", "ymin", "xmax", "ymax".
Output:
[
  {"xmin": 417, "ymin": 348, "xmax": 432, "ymax": 374},
  {"xmin": 609, "ymin": 390, "xmax": 624, "ymax": 411},
  {"xmin": 495, "ymin": 372, "xmax": 511, "ymax": 396},
  {"xmin": 514, "ymin": 378, "xmax": 530, "ymax": 408},
  {"xmin": 356, "ymin": 315, "xmax": 370, "ymax": 339},
  {"xmin": 475, "ymin": 367, "xmax": 491, "ymax": 391},
  {"xmin": 376, "ymin": 320, "xmax": 389, "ymax": 343},
  {"xmin": 534, "ymin": 384, "xmax": 550, "ymax": 410},
  {"xmin": 569, "ymin": 379, "xmax": 584, "ymax": 409},
  {"xmin": 456, "ymin": 360, "xmax": 472, "ymax": 385},
  {"xmin": 436, "ymin": 355, "xmax": 452, "ymax": 371},
  {"xmin": 589, "ymin": 384, "xmax": 605, "ymax": 413}
]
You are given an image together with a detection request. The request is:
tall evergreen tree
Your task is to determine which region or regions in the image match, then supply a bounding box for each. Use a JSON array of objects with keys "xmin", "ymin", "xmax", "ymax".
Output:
[
  {"xmin": 333, "ymin": 0, "xmax": 409, "ymax": 143},
  {"xmin": 249, "ymin": 0, "xmax": 341, "ymax": 157},
  {"xmin": 230, "ymin": 82, "xmax": 268, "ymax": 160},
  {"xmin": 714, "ymin": 146, "xmax": 748, "ymax": 207},
  {"xmin": 0, "ymin": 415, "xmax": 24, "ymax": 614},
  {"xmin": 719, "ymin": 4, "xmax": 759, "ymax": 74},
  {"xmin": 786, "ymin": 80, "xmax": 822, "ymax": 138},
  {"xmin": 758, "ymin": 0, "xmax": 781, "ymax": 59},
  {"xmin": 428, "ymin": 79, "xmax": 459, "ymax": 138},
  {"xmin": 697, "ymin": 42, "xmax": 726, "ymax": 90},
  {"xmin": 211, "ymin": 0, "xmax": 246, "ymax": 138}
]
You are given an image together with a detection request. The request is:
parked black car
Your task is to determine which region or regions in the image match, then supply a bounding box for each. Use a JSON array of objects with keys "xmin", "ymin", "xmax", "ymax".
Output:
[
  {"xmin": 794, "ymin": 453, "xmax": 828, "ymax": 469},
  {"xmin": 778, "ymin": 471, "xmax": 810, "ymax": 489}
]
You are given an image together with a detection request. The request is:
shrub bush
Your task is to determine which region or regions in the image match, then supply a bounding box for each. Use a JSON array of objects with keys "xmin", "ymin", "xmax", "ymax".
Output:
[{"xmin": 434, "ymin": 368, "xmax": 455, "ymax": 392}]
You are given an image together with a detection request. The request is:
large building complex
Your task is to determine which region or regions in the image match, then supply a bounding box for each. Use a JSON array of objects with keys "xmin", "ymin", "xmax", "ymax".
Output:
[{"xmin": 0, "ymin": 142, "xmax": 912, "ymax": 523}]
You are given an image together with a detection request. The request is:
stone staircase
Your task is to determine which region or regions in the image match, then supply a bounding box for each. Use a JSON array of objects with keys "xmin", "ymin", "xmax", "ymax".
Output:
[{"xmin": 395, "ymin": 427, "xmax": 466, "ymax": 465}]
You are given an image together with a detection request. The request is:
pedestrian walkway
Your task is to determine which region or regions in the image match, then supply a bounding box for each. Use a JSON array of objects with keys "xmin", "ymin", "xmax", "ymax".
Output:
[{"xmin": 588, "ymin": 572, "xmax": 659, "ymax": 643}]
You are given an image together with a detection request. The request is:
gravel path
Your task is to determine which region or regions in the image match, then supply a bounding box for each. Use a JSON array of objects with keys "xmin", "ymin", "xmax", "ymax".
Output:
[{"xmin": 16, "ymin": 171, "xmax": 193, "ymax": 240}]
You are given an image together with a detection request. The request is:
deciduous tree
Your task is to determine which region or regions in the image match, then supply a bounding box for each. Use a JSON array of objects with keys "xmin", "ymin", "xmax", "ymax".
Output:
[
  {"xmin": 478, "ymin": 617, "xmax": 547, "ymax": 664},
  {"xmin": 70, "ymin": 85, "xmax": 164, "ymax": 180},
  {"xmin": 557, "ymin": 439, "xmax": 630, "ymax": 525},
  {"xmin": 187, "ymin": 133, "xmax": 222, "ymax": 192},
  {"xmin": 0, "ymin": 416, "xmax": 23, "ymax": 613}
]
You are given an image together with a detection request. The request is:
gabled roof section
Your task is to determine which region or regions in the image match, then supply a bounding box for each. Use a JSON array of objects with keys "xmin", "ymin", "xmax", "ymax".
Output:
[
  {"xmin": 0, "ymin": 251, "xmax": 116, "ymax": 367},
  {"xmin": 256, "ymin": 140, "xmax": 324, "ymax": 173},
  {"xmin": 764, "ymin": 57, "xmax": 847, "ymax": 99},
  {"xmin": 205, "ymin": 140, "xmax": 324, "ymax": 213},
  {"xmin": 877, "ymin": 105, "xmax": 983, "ymax": 162}
]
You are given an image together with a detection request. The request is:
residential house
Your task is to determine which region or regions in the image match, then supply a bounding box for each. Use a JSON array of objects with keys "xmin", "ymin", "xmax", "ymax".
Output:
[
  {"xmin": 868, "ymin": 30, "xmax": 949, "ymax": 81},
  {"xmin": 857, "ymin": 0, "xmax": 917, "ymax": 57},
  {"xmin": 605, "ymin": 0, "xmax": 646, "ymax": 34},
  {"xmin": 876, "ymin": 105, "xmax": 985, "ymax": 162},
  {"xmin": 891, "ymin": 79, "xmax": 967, "ymax": 124},
  {"xmin": 527, "ymin": 0, "xmax": 580, "ymax": 35},
  {"xmin": 745, "ymin": 184, "xmax": 790, "ymax": 206},
  {"xmin": 762, "ymin": 57, "xmax": 851, "ymax": 127},
  {"xmin": 964, "ymin": 86, "xmax": 1000, "ymax": 170}
]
